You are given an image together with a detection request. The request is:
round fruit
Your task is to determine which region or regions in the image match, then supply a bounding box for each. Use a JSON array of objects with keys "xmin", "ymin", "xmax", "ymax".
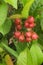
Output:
[
  {"xmin": 26, "ymin": 37, "xmax": 31, "ymax": 42},
  {"xmin": 15, "ymin": 18, "xmax": 21, "ymax": 25},
  {"xmin": 29, "ymin": 23, "xmax": 36, "ymax": 28},
  {"xmin": 14, "ymin": 31, "xmax": 21, "ymax": 38},
  {"xmin": 24, "ymin": 21, "xmax": 29, "ymax": 28},
  {"xmin": 16, "ymin": 24, "xmax": 22, "ymax": 30},
  {"xmin": 19, "ymin": 35, "xmax": 25, "ymax": 42},
  {"xmin": 25, "ymin": 31, "xmax": 32, "ymax": 38},
  {"xmin": 28, "ymin": 16, "xmax": 35, "ymax": 23},
  {"xmin": 32, "ymin": 33, "xmax": 38, "ymax": 40}
]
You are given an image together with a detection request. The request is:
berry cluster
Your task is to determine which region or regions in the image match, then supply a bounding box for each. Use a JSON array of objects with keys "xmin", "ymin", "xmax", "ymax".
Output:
[
  {"xmin": 24, "ymin": 16, "xmax": 36, "ymax": 28},
  {"xmin": 15, "ymin": 18, "xmax": 22, "ymax": 30},
  {"xmin": 13, "ymin": 16, "xmax": 38, "ymax": 42}
]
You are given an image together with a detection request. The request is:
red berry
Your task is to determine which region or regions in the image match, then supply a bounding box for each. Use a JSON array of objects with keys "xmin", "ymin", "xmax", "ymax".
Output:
[
  {"xmin": 14, "ymin": 31, "xmax": 21, "ymax": 38},
  {"xmin": 26, "ymin": 37, "xmax": 31, "ymax": 42},
  {"xmin": 29, "ymin": 23, "xmax": 36, "ymax": 28},
  {"xmin": 15, "ymin": 18, "xmax": 21, "ymax": 25},
  {"xmin": 28, "ymin": 16, "xmax": 35, "ymax": 23},
  {"xmin": 16, "ymin": 25, "xmax": 22, "ymax": 30},
  {"xmin": 19, "ymin": 35, "xmax": 25, "ymax": 42},
  {"xmin": 32, "ymin": 33, "xmax": 38, "ymax": 40},
  {"xmin": 25, "ymin": 32, "xmax": 32, "ymax": 38},
  {"xmin": 24, "ymin": 21, "xmax": 29, "ymax": 28}
]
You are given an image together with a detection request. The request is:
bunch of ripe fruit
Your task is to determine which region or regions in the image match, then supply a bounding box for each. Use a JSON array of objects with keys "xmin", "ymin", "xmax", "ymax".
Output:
[{"xmin": 13, "ymin": 16, "xmax": 38, "ymax": 42}]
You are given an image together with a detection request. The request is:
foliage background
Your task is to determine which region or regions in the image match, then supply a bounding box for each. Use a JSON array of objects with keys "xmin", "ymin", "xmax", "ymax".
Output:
[{"xmin": 0, "ymin": 0, "xmax": 43, "ymax": 65}]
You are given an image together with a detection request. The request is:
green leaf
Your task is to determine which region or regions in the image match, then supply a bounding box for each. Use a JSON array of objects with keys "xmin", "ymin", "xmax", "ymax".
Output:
[
  {"xmin": 30, "ymin": 44, "xmax": 38, "ymax": 65},
  {"xmin": 10, "ymin": 14, "xmax": 23, "ymax": 19},
  {"xmin": 20, "ymin": 0, "xmax": 29, "ymax": 6},
  {"xmin": 0, "ymin": 2, "xmax": 8, "ymax": 26},
  {"xmin": 40, "ymin": 7, "xmax": 43, "ymax": 31},
  {"xmin": 0, "ymin": 47, "xmax": 4, "ymax": 53},
  {"xmin": 0, "ymin": 38, "xmax": 8, "ymax": 48},
  {"xmin": 17, "ymin": 48, "xmax": 33, "ymax": 65},
  {"xmin": 40, "ymin": 0, "xmax": 43, "ymax": 5},
  {"xmin": 30, "ymin": 44, "xmax": 43, "ymax": 65},
  {"xmin": 30, "ymin": 0, "xmax": 40, "ymax": 15},
  {"xmin": 0, "ymin": 19, "xmax": 12, "ymax": 35},
  {"xmin": 40, "ymin": 20, "xmax": 43, "ymax": 31},
  {"xmin": 1, "ymin": 41, "xmax": 18, "ymax": 58},
  {"xmin": 4, "ymin": 0, "xmax": 17, "ymax": 9},
  {"xmin": 21, "ymin": 0, "xmax": 34, "ymax": 18},
  {"xmin": 34, "ymin": 44, "xmax": 43, "ymax": 65},
  {"xmin": 13, "ymin": 40, "xmax": 27, "ymax": 54},
  {"xmin": 0, "ymin": 62, "xmax": 6, "ymax": 65}
]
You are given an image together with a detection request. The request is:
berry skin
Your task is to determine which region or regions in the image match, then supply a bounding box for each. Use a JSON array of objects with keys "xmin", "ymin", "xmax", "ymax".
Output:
[
  {"xmin": 26, "ymin": 37, "xmax": 31, "ymax": 42},
  {"xmin": 25, "ymin": 32, "xmax": 32, "ymax": 38},
  {"xmin": 28, "ymin": 16, "xmax": 35, "ymax": 23},
  {"xmin": 24, "ymin": 21, "xmax": 29, "ymax": 28},
  {"xmin": 16, "ymin": 25, "xmax": 22, "ymax": 30},
  {"xmin": 15, "ymin": 18, "xmax": 21, "ymax": 25},
  {"xmin": 29, "ymin": 23, "xmax": 36, "ymax": 28},
  {"xmin": 14, "ymin": 31, "xmax": 21, "ymax": 39},
  {"xmin": 19, "ymin": 35, "xmax": 25, "ymax": 42},
  {"xmin": 32, "ymin": 33, "xmax": 38, "ymax": 40}
]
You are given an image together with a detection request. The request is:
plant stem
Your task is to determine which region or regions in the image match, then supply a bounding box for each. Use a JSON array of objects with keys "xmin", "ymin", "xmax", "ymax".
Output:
[{"xmin": 2, "ymin": 43, "xmax": 18, "ymax": 58}]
